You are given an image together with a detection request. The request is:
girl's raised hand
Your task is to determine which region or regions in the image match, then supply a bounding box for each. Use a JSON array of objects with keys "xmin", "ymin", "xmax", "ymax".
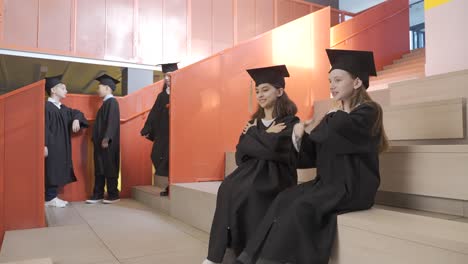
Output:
[
  {"xmin": 266, "ymin": 121, "xmax": 286, "ymax": 134},
  {"xmin": 293, "ymin": 122, "xmax": 305, "ymax": 139},
  {"xmin": 243, "ymin": 119, "xmax": 257, "ymax": 134}
]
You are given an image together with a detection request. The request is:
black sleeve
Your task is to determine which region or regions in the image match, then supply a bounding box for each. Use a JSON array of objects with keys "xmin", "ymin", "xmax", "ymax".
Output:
[
  {"xmin": 45, "ymin": 108, "xmax": 53, "ymax": 147},
  {"xmin": 71, "ymin": 108, "xmax": 89, "ymax": 128},
  {"xmin": 104, "ymin": 99, "xmax": 120, "ymax": 143},
  {"xmin": 236, "ymin": 116, "xmax": 300, "ymax": 164},
  {"xmin": 141, "ymin": 93, "xmax": 163, "ymax": 141},
  {"xmin": 297, "ymin": 135, "xmax": 317, "ymax": 169},
  {"xmin": 235, "ymin": 134, "xmax": 246, "ymax": 166},
  {"xmin": 327, "ymin": 104, "xmax": 376, "ymax": 138},
  {"xmin": 320, "ymin": 104, "xmax": 378, "ymax": 154}
]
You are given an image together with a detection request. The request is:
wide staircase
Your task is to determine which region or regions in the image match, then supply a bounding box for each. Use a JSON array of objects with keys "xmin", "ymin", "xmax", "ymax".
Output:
[
  {"xmin": 369, "ymin": 48, "xmax": 426, "ymax": 91},
  {"xmin": 131, "ymin": 68, "xmax": 468, "ymax": 263}
]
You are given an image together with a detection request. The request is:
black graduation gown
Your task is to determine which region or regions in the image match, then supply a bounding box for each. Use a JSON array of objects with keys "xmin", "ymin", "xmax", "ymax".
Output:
[
  {"xmin": 207, "ymin": 115, "xmax": 300, "ymax": 263},
  {"xmin": 238, "ymin": 104, "xmax": 381, "ymax": 264},
  {"xmin": 92, "ymin": 97, "xmax": 120, "ymax": 178},
  {"xmin": 140, "ymin": 89, "xmax": 170, "ymax": 176},
  {"xmin": 45, "ymin": 102, "xmax": 89, "ymax": 187}
]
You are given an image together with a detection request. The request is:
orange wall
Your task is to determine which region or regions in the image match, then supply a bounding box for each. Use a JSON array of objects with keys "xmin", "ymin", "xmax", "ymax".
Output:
[
  {"xmin": 169, "ymin": 8, "xmax": 331, "ymax": 183},
  {"xmin": 330, "ymin": 0, "xmax": 409, "ymax": 71},
  {"xmin": 0, "ymin": 81, "xmax": 46, "ymax": 246},
  {"xmin": 0, "ymin": 0, "xmax": 349, "ymax": 66}
]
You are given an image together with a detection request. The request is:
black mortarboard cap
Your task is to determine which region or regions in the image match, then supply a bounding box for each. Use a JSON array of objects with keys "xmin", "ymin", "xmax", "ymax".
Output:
[
  {"xmin": 159, "ymin": 63, "xmax": 179, "ymax": 73},
  {"xmin": 95, "ymin": 74, "xmax": 120, "ymax": 91},
  {"xmin": 326, "ymin": 49, "xmax": 377, "ymax": 89},
  {"xmin": 246, "ymin": 65, "xmax": 290, "ymax": 89},
  {"xmin": 45, "ymin": 75, "xmax": 63, "ymax": 95}
]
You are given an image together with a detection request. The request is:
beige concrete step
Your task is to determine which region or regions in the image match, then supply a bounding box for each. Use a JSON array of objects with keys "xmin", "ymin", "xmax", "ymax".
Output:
[
  {"xmin": 392, "ymin": 54, "xmax": 426, "ymax": 65},
  {"xmin": 367, "ymin": 82, "xmax": 389, "ymax": 91},
  {"xmin": 370, "ymin": 72, "xmax": 424, "ymax": 86},
  {"xmin": 383, "ymin": 98, "xmax": 465, "ymax": 141},
  {"xmin": 402, "ymin": 48, "xmax": 425, "ymax": 59},
  {"xmin": 384, "ymin": 58, "xmax": 425, "ymax": 71},
  {"xmin": 390, "ymin": 69, "xmax": 468, "ymax": 106},
  {"xmin": 379, "ymin": 61, "xmax": 425, "ymax": 75},
  {"xmin": 154, "ymin": 175, "xmax": 169, "ymax": 189},
  {"xmin": 376, "ymin": 191, "xmax": 468, "ymax": 217},
  {"xmin": 131, "ymin": 185, "xmax": 170, "ymax": 214},
  {"xmin": 375, "ymin": 67, "xmax": 424, "ymax": 80},
  {"xmin": 167, "ymin": 182, "xmax": 468, "ymax": 264},
  {"xmin": 380, "ymin": 144, "xmax": 468, "ymax": 202}
]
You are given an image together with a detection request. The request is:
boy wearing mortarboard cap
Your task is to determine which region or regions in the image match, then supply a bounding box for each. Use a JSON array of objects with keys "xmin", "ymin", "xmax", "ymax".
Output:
[
  {"xmin": 44, "ymin": 75, "xmax": 89, "ymax": 208},
  {"xmin": 86, "ymin": 74, "xmax": 121, "ymax": 204}
]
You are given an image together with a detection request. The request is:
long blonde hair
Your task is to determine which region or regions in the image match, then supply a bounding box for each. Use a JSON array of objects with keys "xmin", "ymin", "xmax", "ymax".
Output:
[{"xmin": 334, "ymin": 86, "xmax": 389, "ymax": 153}]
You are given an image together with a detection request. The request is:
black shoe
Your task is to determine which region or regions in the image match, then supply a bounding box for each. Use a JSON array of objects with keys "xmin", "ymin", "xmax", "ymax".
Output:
[
  {"xmin": 86, "ymin": 195, "xmax": 104, "ymax": 204},
  {"xmin": 160, "ymin": 187, "xmax": 169, "ymax": 197}
]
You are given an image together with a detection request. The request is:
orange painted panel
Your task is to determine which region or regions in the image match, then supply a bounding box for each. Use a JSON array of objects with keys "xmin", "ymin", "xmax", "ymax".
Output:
[
  {"xmin": 170, "ymin": 8, "xmax": 331, "ymax": 183},
  {"xmin": 163, "ymin": 0, "xmax": 187, "ymax": 63},
  {"xmin": 137, "ymin": 0, "xmax": 163, "ymax": 64},
  {"xmin": 212, "ymin": 0, "xmax": 233, "ymax": 54},
  {"xmin": 60, "ymin": 128, "xmax": 93, "ymax": 202},
  {"xmin": 3, "ymin": 0, "xmax": 38, "ymax": 47},
  {"xmin": 276, "ymin": 0, "xmax": 295, "ymax": 26},
  {"xmin": 105, "ymin": 0, "xmax": 134, "ymax": 61},
  {"xmin": 255, "ymin": 0, "xmax": 275, "ymax": 35},
  {"xmin": 236, "ymin": 0, "xmax": 256, "ymax": 43},
  {"xmin": 75, "ymin": 0, "xmax": 106, "ymax": 58},
  {"xmin": 0, "ymin": 0, "xmax": 4, "ymax": 41},
  {"xmin": 120, "ymin": 115, "xmax": 153, "ymax": 197},
  {"xmin": 38, "ymin": 0, "xmax": 72, "ymax": 52},
  {"xmin": 293, "ymin": 1, "xmax": 311, "ymax": 19},
  {"xmin": 59, "ymin": 95, "xmax": 99, "ymax": 202},
  {"xmin": 330, "ymin": 0, "xmax": 409, "ymax": 70},
  {"xmin": 190, "ymin": 0, "xmax": 213, "ymax": 61},
  {"xmin": 118, "ymin": 82, "xmax": 162, "ymax": 197},
  {"xmin": 0, "ymin": 81, "xmax": 45, "ymax": 231}
]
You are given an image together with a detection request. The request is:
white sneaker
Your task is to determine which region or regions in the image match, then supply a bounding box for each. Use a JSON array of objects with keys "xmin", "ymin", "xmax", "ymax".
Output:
[
  {"xmin": 45, "ymin": 198, "xmax": 67, "ymax": 208},
  {"xmin": 102, "ymin": 198, "xmax": 120, "ymax": 204},
  {"xmin": 56, "ymin": 198, "xmax": 69, "ymax": 205},
  {"xmin": 86, "ymin": 198, "xmax": 103, "ymax": 204},
  {"xmin": 202, "ymin": 259, "xmax": 220, "ymax": 264}
]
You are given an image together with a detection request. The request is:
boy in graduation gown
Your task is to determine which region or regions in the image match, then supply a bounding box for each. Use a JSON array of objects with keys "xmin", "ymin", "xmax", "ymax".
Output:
[
  {"xmin": 44, "ymin": 75, "xmax": 89, "ymax": 208},
  {"xmin": 236, "ymin": 50, "xmax": 389, "ymax": 264},
  {"xmin": 140, "ymin": 63, "xmax": 178, "ymax": 196},
  {"xmin": 86, "ymin": 74, "xmax": 121, "ymax": 204}
]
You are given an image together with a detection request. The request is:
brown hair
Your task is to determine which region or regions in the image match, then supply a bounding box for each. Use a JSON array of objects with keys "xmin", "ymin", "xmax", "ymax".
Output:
[
  {"xmin": 251, "ymin": 88, "xmax": 298, "ymax": 120},
  {"xmin": 339, "ymin": 78, "xmax": 389, "ymax": 153}
]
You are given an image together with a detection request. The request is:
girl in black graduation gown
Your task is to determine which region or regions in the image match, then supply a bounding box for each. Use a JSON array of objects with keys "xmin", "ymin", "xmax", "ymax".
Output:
[
  {"xmin": 237, "ymin": 49, "xmax": 389, "ymax": 264},
  {"xmin": 203, "ymin": 65, "xmax": 300, "ymax": 264},
  {"xmin": 141, "ymin": 63, "xmax": 178, "ymax": 196},
  {"xmin": 44, "ymin": 75, "xmax": 89, "ymax": 207}
]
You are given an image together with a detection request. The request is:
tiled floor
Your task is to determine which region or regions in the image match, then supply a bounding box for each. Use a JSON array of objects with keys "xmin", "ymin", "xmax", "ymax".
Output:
[{"xmin": 0, "ymin": 199, "xmax": 208, "ymax": 264}]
